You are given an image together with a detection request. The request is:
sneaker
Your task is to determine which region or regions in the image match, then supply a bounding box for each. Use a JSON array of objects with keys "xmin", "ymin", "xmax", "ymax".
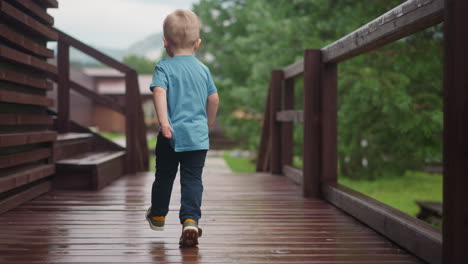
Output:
[
  {"xmin": 145, "ymin": 207, "xmax": 165, "ymax": 231},
  {"xmin": 179, "ymin": 219, "xmax": 203, "ymax": 247}
]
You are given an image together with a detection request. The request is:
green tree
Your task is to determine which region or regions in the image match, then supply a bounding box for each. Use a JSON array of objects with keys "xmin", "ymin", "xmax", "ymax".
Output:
[
  {"xmin": 122, "ymin": 54, "xmax": 155, "ymax": 74},
  {"xmin": 193, "ymin": 0, "xmax": 443, "ymax": 179}
]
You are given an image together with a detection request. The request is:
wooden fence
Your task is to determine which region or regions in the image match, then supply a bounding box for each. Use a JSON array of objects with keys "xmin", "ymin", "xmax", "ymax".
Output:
[
  {"xmin": 51, "ymin": 30, "xmax": 149, "ymax": 174},
  {"xmin": 257, "ymin": 0, "xmax": 468, "ymax": 263}
]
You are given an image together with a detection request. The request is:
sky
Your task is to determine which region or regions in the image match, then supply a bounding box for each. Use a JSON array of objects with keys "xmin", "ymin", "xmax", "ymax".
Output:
[{"xmin": 49, "ymin": 0, "xmax": 198, "ymax": 49}]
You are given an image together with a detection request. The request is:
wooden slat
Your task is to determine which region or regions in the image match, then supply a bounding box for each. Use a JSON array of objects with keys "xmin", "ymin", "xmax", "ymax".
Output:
[
  {"xmin": 0, "ymin": 148, "xmax": 51, "ymax": 169},
  {"xmin": 0, "ymin": 90, "xmax": 54, "ymax": 107},
  {"xmin": 0, "ymin": 24, "xmax": 54, "ymax": 58},
  {"xmin": 35, "ymin": 0, "xmax": 58, "ymax": 9},
  {"xmin": 256, "ymin": 87, "xmax": 272, "ymax": 172},
  {"xmin": 0, "ymin": 69, "xmax": 53, "ymax": 90},
  {"xmin": 0, "ymin": 131, "xmax": 57, "ymax": 147},
  {"xmin": 302, "ymin": 49, "xmax": 322, "ymax": 197},
  {"xmin": 0, "ymin": 181, "xmax": 51, "ymax": 215},
  {"xmin": 321, "ymin": 63, "xmax": 338, "ymax": 184},
  {"xmin": 322, "ymin": 183, "xmax": 441, "ymax": 264},
  {"xmin": 283, "ymin": 165, "xmax": 303, "ymax": 185},
  {"xmin": 442, "ymin": 0, "xmax": 468, "ymax": 263},
  {"xmin": 283, "ymin": 60, "xmax": 304, "ymax": 79},
  {"xmin": 0, "ymin": 44, "xmax": 57, "ymax": 74},
  {"xmin": 0, "ymin": 164, "xmax": 54, "ymax": 193},
  {"xmin": 276, "ymin": 110, "xmax": 304, "ymax": 122},
  {"xmin": 0, "ymin": 114, "xmax": 53, "ymax": 125},
  {"xmin": 281, "ymin": 78, "xmax": 294, "ymax": 168},
  {"xmin": 321, "ymin": 0, "xmax": 444, "ymax": 63},
  {"xmin": 11, "ymin": 0, "xmax": 54, "ymax": 25},
  {"xmin": 269, "ymin": 70, "xmax": 283, "ymax": 175},
  {"xmin": 0, "ymin": 0, "xmax": 58, "ymax": 41}
]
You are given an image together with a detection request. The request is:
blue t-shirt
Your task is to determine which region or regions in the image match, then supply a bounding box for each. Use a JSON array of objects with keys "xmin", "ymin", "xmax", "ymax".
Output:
[{"xmin": 150, "ymin": 55, "xmax": 217, "ymax": 152}]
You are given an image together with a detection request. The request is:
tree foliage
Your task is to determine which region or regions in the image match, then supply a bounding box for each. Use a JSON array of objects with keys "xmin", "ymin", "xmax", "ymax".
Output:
[
  {"xmin": 122, "ymin": 54, "xmax": 155, "ymax": 74},
  {"xmin": 192, "ymin": 0, "xmax": 443, "ymax": 179}
]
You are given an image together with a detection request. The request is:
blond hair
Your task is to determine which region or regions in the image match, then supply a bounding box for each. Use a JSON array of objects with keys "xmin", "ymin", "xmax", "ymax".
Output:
[{"xmin": 163, "ymin": 9, "xmax": 201, "ymax": 49}]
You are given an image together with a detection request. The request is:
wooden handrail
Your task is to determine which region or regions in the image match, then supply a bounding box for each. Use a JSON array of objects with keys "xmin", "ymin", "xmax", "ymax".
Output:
[
  {"xmin": 257, "ymin": 0, "xmax": 447, "ymax": 262},
  {"xmin": 281, "ymin": 0, "xmax": 444, "ymax": 80},
  {"xmin": 54, "ymin": 29, "xmax": 148, "ymax": 173}
]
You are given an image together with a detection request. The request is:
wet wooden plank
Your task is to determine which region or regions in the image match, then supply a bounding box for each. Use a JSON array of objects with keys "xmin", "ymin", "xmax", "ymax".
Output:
[
  {"xmin": 0, "ymin": 163, "xmax": 54, "ymax": 193},
  {"xmin": 10, "ymin": 0, "xmax": 54, "ymax": 25},
  {"xmin": 0, "ymin": 154, "xmax": 423, "ymax": 263},
  {"xmin": 0, "ymin": 69, "xmax": 53, "ymax": 90},
  {"xmin": 0, "ymin": 24, "xmax": 54, "ymax": 58},
  {"xmin": 0, "ymin": 114, "xmax": 53, "ymax": 125},
  {"xmin": 0, "ymin": 90, "xmax": 54, "ymax": 107},
  {"xmin": 0, "ymin": 131, "xmax": 57, "ymax": 147},
  {"xmin": 0, "ymin": 44, "xmax": 57, "ymax": 74}
]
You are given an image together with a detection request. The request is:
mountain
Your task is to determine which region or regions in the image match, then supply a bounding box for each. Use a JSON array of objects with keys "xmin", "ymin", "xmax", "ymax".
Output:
[{"xmin": 50, "ymin": 32, "xmax": 164, "ymax": 65}]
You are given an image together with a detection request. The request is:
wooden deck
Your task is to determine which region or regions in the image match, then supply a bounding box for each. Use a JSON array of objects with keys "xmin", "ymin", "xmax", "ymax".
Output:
[{"xmin": 0, "ymin": 152, "xmax": 424, "ymax": 263}]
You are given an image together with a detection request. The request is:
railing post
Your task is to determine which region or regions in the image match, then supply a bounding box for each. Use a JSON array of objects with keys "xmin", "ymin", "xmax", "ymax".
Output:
[
  {"xmin": 443, "ymin": 0, "xmax": 468, "ymax": 262},
  {"xmin": 269, "ymin": 70, "xmax": 284, "ymax": 175},
  {"xmin": 257, "ymin": 89, "xmax": 271, "ymax": 172},
  {"xmin": 125, "ymin": 70, "xmax": 148, "ymax": 174},
  {"xmin": 57, "ymin": 37, "xmax": 70, "ymax": 133},
  {"xmin": 303, "ymin": 49, "xmax": 322, "ymax": 197},
  {"xmin": 281, "ymin": 78, "xmax": 294, "ymax": 170},
  {"xmin": 321, "ymin": 63, "xmax": 338, "ymax": 186}
]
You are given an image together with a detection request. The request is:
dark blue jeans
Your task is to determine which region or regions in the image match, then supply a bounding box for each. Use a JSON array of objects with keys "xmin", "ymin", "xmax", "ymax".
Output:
[{"xmin": 151, "ymin": 133, "xmax": 207, "ymax": 224}]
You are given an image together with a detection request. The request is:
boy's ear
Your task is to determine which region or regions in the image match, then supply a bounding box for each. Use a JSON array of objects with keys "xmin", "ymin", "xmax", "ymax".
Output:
[
  {"xmin": 194, "ymin": 39, "xmax": 202, "ymax": 51},
  {"xmin": 163, "ymin": 36, "xmax": 168, "ymax": 48}
]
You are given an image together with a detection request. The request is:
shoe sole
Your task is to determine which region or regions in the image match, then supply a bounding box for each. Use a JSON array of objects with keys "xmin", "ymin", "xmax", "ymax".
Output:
[
  {"xmin": 179, "ymin": 226, "xmax": 199, "ymax": 247},
  {"xmin": 145, "ymin": 214, "xmax": 164, "ymax": 231}
]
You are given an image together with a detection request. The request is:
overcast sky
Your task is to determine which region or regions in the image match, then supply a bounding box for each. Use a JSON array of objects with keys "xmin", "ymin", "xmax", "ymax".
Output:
[{"xmin": 49, "ymin": 0, "xmax": 198, "ymax": 49}]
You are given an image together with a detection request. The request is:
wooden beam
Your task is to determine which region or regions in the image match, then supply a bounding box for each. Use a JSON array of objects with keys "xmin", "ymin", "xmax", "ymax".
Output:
[
  {"xmin": 0, "ymin": 69, "xmax": 53, "ymax": 90},
  {"xmin": 0, "ymin": 131, "xmax": 57, "ymax": 147},
  {"xmin": 11, "ymin": 0, "xmax": 54, "ymax": 25},
  {"xmin": 0, "ymin": 24, "xmax": 54, "ymax": 58},
  {"xmin": 321, "ymin": 63, "xmax": 338, "ymax": 185},
  {"xmin": 0, "ymin": 164, "xmax": 54, "ymax": 193},
  {"xmin": 322, "ymin": 0, "xmax": 444, "ymax": 63},
  {"xmin": 283, "ymin": 60, "xmax": 304, "ymax": 79},
  {"xmin": 276, "ymin": 110, "xmax": 303, "ymax": 123},
  {"xmin": 322, "ymin": 183, "xmax": 441, "ymax": 264},
  {"xmin": 56, "ymin": 30, "xmax": 133, "ymax": 73},
  {"xmin": 0, "ymin": 1, "xmax": 58, "ymax": 41},
  {"xmin": 0, "ymin": 148, "xmax": 51, "ymax": 169},
  {"xmin": 302, "ymin": 49, "xmax": 321, "ymax": 197},
  {"xmin": 35, "ymin": 0, "xmax": 58, "ymax": 9},
  {"xmin": 57, "ymin": 40, "xmax": 70, "ymax": 133},
  {"xmin": 0, "ymin": 90, "xmax": 54, "ymax": 106},
  {"xmin": 283, "ymin": 165, "xmax": 303, "ymax": 186},
  {"xmin": 256, "ymin": 87, "xmax": 272, "ymax": 172},
  {"xmin": 69, "ymin": 80, "xmax": 125, "ymax": 114},
  {"xmin": 281, "ymin": 78, "xmax": 294, "ymax": 168},
  {"xmin": 0, "ymin": 181, "xmax": 51, "ymax": 215},
  {"xmin": 0, "ymin": 114, "xmax": 53, "ymax": 125},
  {"xmin": 442, "ymin": 0, "xmax": 468, "ymax": 263},
  {"xmin": 0, "ymin": 44, "xmax": 57, "ymax": 74},
  {"xmin": 268, "ymin": 70, "xmax": 284, "ymax": 175}
]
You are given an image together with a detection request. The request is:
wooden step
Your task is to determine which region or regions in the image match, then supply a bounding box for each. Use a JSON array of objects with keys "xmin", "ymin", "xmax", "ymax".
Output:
[
  {"xmin": 53, "ymin": 133, "xmax": 93, "ymax": 161},
  {"xmin": 54, "ymin": 151, "xmax": 125, "ymax": 190}
]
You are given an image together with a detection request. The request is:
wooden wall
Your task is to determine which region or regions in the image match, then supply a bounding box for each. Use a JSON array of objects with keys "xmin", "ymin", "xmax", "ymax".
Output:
[{"xmin": 0, "ymin": 0, "xmax": 58, "ymax": 214}]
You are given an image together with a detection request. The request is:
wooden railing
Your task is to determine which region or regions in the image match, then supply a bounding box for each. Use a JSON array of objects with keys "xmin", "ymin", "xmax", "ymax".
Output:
[
  {"xmin": 256, "ymin": 0, "xmax": 468, "ymax": 263},
  {"xmin": 49, "ymin": 29, "xmax": 148, "ymax": 174}
]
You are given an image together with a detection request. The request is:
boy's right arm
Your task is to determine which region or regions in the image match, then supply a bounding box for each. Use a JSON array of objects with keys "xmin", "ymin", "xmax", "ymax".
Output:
[
  {"xmin": 207, "ymin": 92, "xmax": 219, "ymax": 128},
  {"xmin": 153, "ymin": 86, "xmax": 172, "ymax": 138}
]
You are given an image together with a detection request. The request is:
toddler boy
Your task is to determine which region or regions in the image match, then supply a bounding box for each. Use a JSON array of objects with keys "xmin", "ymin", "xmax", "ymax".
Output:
[{"xmin": 146, "ymin": 9, "xmax": 219, "ymax": 247}]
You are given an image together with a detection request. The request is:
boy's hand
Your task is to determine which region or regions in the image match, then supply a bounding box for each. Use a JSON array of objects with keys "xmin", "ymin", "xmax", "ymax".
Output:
[{"xmin": 161, "ymin": 123, "xmax": 172, "ymax": 139}]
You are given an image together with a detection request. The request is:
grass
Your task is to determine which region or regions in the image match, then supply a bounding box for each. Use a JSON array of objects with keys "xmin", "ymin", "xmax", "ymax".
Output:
[
  {"xmin": 339, "ymin": 171, "xmax": 442, "ymax": 217},
  {"xmin": 221, "ymin": 154, "xmax": 442, "ymax": 219},
  {"xmin": 222, "ymin": 151, "xmax": 256, "ymax": 173},
  {"xmin": 98, "ymin": 132, "xmax": 124, "ymax": 140}
]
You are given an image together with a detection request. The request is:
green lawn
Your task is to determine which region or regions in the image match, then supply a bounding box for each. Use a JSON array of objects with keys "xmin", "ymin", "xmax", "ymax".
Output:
[
  {"xmin": 339, "ymin": 171, "xmax": 442, "ymax": 217},
  {"xmin": 221, "ymin": 153, "xmax": 442, "ymax": 219},
  {"xmin": 223, "ymin": 151, "xmax": 256, "ymax": 173},
  {"xmin": 98, "ymin": 132, "xmax": 124, "ymax": 140}
]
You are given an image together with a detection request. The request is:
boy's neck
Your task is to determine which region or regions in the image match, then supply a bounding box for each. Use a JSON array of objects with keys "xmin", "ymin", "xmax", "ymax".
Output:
[{"xmin": 170, "ymin": 48, "xmax": 195, "ymax": 57}]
